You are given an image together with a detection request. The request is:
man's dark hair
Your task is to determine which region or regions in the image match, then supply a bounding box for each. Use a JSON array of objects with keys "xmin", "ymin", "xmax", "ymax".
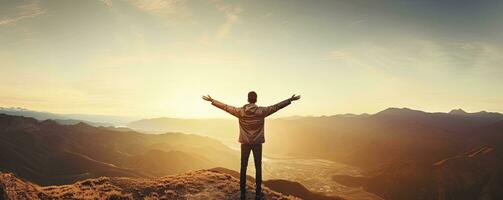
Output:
[{"xmin": 248, "ymin": 91, "xmax": 257, "ymax": 103}]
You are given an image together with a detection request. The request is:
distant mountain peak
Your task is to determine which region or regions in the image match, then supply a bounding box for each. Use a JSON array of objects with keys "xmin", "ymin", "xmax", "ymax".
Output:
[
  {"xmin": 0, "ymin": 107, "xmax": 29, "ymax": 111},
  {"xmin": 449, "ymin": 109, "xmax": 467, "ymax": 115},
  {"xmin": 376, "ymin": 107, "xmax": 423, "ymax": 115},
  {"xmin": 73, "ymin": 121, "xmax": 95, "ymax": 129},
  {"xmin": 40, "ymin": 119, "xmax": 59, "ymax": 127}
]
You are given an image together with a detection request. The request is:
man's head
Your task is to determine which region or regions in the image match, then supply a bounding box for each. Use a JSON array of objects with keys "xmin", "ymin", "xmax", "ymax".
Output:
[{"xmin": 248, "ymin": 91, "xmax": 257, "ymax": 103}]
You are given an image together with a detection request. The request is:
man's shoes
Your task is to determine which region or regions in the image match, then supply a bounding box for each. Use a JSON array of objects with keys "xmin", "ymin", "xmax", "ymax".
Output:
[{"xmin": 255, "ymin": 192, "xmax": 264, "ymax": 200}]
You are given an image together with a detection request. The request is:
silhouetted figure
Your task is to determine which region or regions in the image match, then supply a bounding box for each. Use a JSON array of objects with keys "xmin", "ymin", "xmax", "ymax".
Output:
[{"xmin": 203, "ymin": 91, "xmax": 300, "ymax": 200}]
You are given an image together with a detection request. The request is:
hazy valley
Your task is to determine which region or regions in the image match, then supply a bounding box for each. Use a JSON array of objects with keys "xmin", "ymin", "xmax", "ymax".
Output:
[
  {"xmin": 127, "ymin": 107, "xmax": 503, "ymax": 199},
  {"xmin": 2, "ymin": 107, "xmax": 503, "ymax": 199}
]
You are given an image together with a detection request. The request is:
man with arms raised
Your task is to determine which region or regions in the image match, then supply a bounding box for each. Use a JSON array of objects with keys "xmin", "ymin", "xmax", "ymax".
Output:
[{"xmin": 203, "ymin": 91, "xmax": 300, "ymax": 200}]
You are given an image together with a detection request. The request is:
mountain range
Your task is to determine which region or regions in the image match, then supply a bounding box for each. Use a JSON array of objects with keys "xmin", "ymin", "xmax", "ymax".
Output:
[
  {"xmin": 2, "ymin": 107, "xmax": 503, "ymax": 199},
  {"xmin": 0, "ymin": 114, "xmax": 238, "ymax": 186},
  {"xmin": 127, "ymin": 107, "xmax": 503, "ymax": 200},
  {"xmin": 0, "ymin": 107, "xmax": 136, "ymax": 126},
  {"xmin": 0, "ymin": 113, "xmax": 340, "ymax": 199}
]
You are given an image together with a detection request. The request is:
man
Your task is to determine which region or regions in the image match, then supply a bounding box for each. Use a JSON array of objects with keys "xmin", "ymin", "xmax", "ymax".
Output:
[{"xmin": 203, "ymin": 91, "xmax": 300, "ymax": 200}]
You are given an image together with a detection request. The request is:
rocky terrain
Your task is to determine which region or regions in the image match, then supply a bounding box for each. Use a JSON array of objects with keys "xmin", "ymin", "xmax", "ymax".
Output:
[
  {"xmin": 0, "ymin": 169, "xmax": 299, "ymax": 200},
  {"xmin": 211, "ymin": 167, "xmax": 345, "ymax": 200}
]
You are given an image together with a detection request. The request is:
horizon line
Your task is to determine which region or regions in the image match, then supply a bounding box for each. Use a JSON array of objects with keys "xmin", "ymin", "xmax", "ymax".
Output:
[{"xmin": 1, "ymin": 106, "xmax": 501, "ymax": 121}]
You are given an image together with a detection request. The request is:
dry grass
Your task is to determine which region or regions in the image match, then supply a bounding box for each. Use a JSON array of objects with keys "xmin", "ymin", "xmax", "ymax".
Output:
[{"xmin": 1, "ymin": 170, "xmax": 299, "ymax": 200}]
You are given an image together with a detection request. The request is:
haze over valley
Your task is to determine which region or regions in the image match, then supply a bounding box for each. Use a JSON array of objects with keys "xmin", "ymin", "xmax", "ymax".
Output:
[{"xmin": 2, "ymin": 107, "xmax": 503, "ymax": 199}]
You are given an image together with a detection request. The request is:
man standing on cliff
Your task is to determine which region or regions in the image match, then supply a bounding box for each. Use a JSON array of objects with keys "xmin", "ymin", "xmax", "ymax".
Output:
[{"xmin": 203, "ymin": 91, "xmax": 300, "ymax": 200}]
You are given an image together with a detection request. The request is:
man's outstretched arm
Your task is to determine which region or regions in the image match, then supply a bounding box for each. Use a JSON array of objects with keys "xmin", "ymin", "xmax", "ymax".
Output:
[
  {"xmin": 263, "ymin": 94, "xmax": 301, "ymax": 117},
  {"xmin": 202, "ymin": 95, "xmax": 241, "ymax": 118}
]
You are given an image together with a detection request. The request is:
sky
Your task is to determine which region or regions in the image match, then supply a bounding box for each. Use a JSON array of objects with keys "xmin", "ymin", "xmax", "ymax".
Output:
[{"xmin": 1, "ymin": 0, "xmax": 503, "ymax": 118}]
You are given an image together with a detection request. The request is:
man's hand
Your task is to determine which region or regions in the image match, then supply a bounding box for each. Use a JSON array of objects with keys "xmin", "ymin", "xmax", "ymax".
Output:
[
  {"xmin": 202, "ymin": 95, "xmax": 213, "ymax": 102},
  {"xmin": 290, "ymin": 94, "xmax": 301, "ymax": 101}
]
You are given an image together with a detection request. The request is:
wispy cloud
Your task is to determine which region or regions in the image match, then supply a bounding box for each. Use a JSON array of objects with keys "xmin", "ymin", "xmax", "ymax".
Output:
[
  {"xmin": 101, "ymin": 0, "xmax": 113, "ymax": 8},
  {"xmin": 326, "ymin": 39, "xmax": 503, "ymax": 79},
  {"xmin": 112, "ymin": 0, "xmax": 242, "ymax": 41},
  {"xmin": 128, "ymin": 0, "xmax": 188, "ymax": 17},
  {"xmin": 214, "ymin": 3, "xmax": 242, "ymax": 39},
  {"xmin": 350, "ymin": 19, "xmax": 366, "ymax": 27},
  {"xmin": 326, "ymin": 51, "xmax": 349, "ymax": 61},
  {"xmin": 0, "ymin": 0, "xmax": 45, "ymax": 25}
]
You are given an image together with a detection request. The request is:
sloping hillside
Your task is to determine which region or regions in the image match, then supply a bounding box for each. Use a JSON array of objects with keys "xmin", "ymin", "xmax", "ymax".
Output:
[
  {"xmin": 333, "ymin": 146, "xmax": 503, "ymax": 200},
  {"xmin": 126, "ymin": 108, "xmax": 503, "ymax": 199},
  {"xmin": 0, "ymin": 114, "xmax": 238, "ymax": 186},
  {"xmin": 433, "ymin": 146, "xmax": 503, "ymax": 200},
  {"xmin": 0, "ymin": 170, "xmax": 298, "ymax": 200},
  {"xmin": 210, "ymin": 167, "xmax": 345, "ymax": 200}
]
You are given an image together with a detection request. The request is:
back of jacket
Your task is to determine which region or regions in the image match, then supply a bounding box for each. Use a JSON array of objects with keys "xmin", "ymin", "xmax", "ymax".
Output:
[{"xmin": 211, "ymin": 99, "xmax": 291, "ymax": 144}]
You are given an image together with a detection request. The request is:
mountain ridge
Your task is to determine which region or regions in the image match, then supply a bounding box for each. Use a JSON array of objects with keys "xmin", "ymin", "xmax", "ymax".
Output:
[
  {"xmin": 0, "ymin": 169, "xmax": 300, "ymax": 200},
  {"xmin": 0, "ymin": 114, "xmax": 239, "ymax": 186},
  {"xmin": 0, "ymin": 107, "xmax": 135, "ymax": 126}
]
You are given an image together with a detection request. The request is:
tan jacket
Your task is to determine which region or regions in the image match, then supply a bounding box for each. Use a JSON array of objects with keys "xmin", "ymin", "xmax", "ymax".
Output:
[{"xmin": 211, "ymin": 99, "xmax": 292, "ymax": 144}]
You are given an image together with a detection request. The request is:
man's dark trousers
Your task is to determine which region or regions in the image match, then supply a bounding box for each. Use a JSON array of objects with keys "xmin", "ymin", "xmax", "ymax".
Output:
[{"xmin": 240, "ymin": 143, "xmax": 262, "ymax": 200}]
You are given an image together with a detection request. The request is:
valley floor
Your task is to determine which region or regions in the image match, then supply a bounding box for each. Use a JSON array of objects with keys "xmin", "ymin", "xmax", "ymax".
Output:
[{"xmin": 249, "ymin": 158, "xmax": 383, "ymax": 200}]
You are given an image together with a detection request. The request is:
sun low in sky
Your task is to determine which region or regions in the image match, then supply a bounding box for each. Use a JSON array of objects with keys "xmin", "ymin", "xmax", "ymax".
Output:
[{"xmin": 1, "ymin": 0, "xmax": 502, "ymax": 118}]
